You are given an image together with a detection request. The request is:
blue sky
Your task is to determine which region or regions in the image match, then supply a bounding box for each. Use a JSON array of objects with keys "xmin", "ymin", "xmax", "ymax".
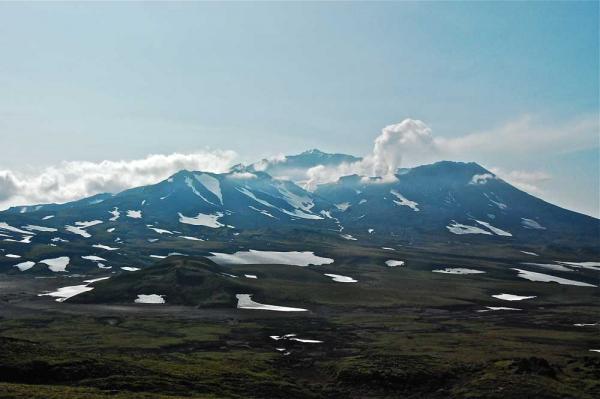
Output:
[{"xmin": 0, "ymin": 2, "xmax": 598, "ymax": 216}]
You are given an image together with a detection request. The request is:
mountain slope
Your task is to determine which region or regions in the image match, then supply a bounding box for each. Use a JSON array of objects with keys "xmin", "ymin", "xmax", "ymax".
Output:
[
  {"xmin": 0, "ymin": 157, "xmax": 598, "ymax": 276},
  {"xmin": 315, "ymin": 161, "xmax": 599, "ymax": 245}
]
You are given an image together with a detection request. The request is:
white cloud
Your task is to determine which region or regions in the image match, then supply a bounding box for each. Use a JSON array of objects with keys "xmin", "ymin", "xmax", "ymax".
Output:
[
  {"xmin": 1, "ymin": 114, "xmax": 594, "ymax": 210},
  {"xmin": 304, "ymin": 119, "xmax": 439, "ymax": 189},
  {"xmin": 369, "ymin": 119, "xmax": 439, "ymax": 177},
  {"xmin": 252, "ymin": 153, "xmax": 287, "ymax": 172},
  {"xmin": 302, "ymin": 114, "xmax": 597, "ymax": 191},
  {"xmin": 228, "ymin": 172, "xmax": 257, "ymax": 179},
  {"xmin": 489, "ymin": 168, "xmax": 551, "ymax": 196},
  {"xmin": 435, "ymin": 114, "xmax": 599, "ymax": 161},
  {"xmin": 469, "ymin": 173, "xmax": 496, "ymax": 185},
  {"xmin": 0, "ymin": 150, "xmax": 237, "ymax": 210}
]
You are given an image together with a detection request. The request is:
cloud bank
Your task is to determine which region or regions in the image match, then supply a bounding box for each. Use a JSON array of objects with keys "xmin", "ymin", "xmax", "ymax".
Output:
[
  {"xmin": 0, "ymin": 150, "xmax": 236, "ymax": 210},
  {"xmin": 0, "ymin": 114, "xmax": 596, "ymax": 210}
]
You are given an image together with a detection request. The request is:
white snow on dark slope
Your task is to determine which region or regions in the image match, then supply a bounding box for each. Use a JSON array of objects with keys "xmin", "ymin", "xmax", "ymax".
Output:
[
  {"xmin": 195, "ymin": 173, "xmax": 223, "ymax": 204},
  {"xmin": 511, "ymin": 268, "xmax": 596, "ymax": 287},
  {"xmin": 446, "ymin": 221, "xmax": 492, "ymax": 235},
  {"xmin": 39, "ymin": 256, "xmax": 70, "ymax": 272},
  {"xmin": 23, "ymin": 224, "xmax": 58, "ymax": 232},
  {"xmin": 475, "ymin": 220, "xmax": 512, "ymax": 236},
  {"xmin": 178, "ymin": 212, "xmax": 224, "ymax": 228},
  {"xmin": 521, "ymin": 218, "xmax": 545, "ymax": 230},
  {"xmin": 126, "ymin": 210, "xmax": 142, "ymax": 219},
  {"xmin": 390, "ymin": 190, "xmax": 419, "ymax": 211}
]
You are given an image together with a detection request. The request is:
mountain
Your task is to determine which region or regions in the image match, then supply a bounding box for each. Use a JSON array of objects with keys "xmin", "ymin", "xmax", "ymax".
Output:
[
  {"xmin": 0, "ymin": 155, "xmax": 598, "ymax": 276},
  {"xmin": 249, "ymin": 148, "xmax": 361, "ymax": 181},
  {"xmin": 3, "ymin": 168, "xmax": 334, "ymax": 230},
  {"xmin": 315, "ymin": 161, "xmax": 599, "ymax": 246}
]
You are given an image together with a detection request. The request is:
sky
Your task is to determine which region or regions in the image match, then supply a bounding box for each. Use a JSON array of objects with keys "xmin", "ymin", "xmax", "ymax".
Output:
[{"xmin": 0, "ymin": 2, "xmax": 598, "ymax": 216}]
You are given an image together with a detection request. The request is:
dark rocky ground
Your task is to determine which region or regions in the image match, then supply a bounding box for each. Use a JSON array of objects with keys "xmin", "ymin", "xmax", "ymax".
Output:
[{"xmin": 0, "ymin": 244, "xmax": 599, "ymax": 398}]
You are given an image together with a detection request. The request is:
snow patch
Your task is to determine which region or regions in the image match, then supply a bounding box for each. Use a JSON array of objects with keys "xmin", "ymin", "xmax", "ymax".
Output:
[
  {"xmin": 109, "ymin": 208, "xmax": 120, "ymax": 221},
  {"xmin": 209, "ymin": 250, "xmax": 334, "ymax": 266},
  {"xmin": 14, "ymin": 261, "xmax": 35, "ymax": 271},
  {"xmin": 65, "ymin": 220, "xmax": 102, "ymax": 238},
  {"xmin": 324, "ymin": 273, "xmax": 357, "ymax": 283},
  {"xmin": 521, "ymin": 262, "xmax": 572, "ymax": 272},
  {"xmin": 249, "ymin": 206, "xmax": 276, "ymax": 218},
  {"xmin": 93, "ymin": 244, "xmax": 119, "ymax": 251},
  {"xmin": 23, "ymin": 225, "xmax": 58, "ymax": 232},
  {"xmin": 236, "ymin": 294, "xmax": 307, "ymax": 312},
  {"xmin": 511, "ymin": 268, "xmax": 596, "ymax": 287},
  {"xmin": 492, "ymin": 293, "xmax": 536, "ymax": 301},
  {"xmin": 478, "ymin": 306, "xmax": 521, "ymax": 312},
  {"xmin": 340, "ymin": 234, "xmax": 357, "ymax": 241},
  {"xmin": 555, "ymin": 261, "xmax": 600, "ymax": 272},
  {"xmin": 135, "ymin": 294, "xmax": 165, "ymax": 304},
  {"xmin": 390, "ymin": 190, "xmax": 419, "ymax": 211},
  {"xmin": 0, "ymin": 222, "xmax": 34, "ymax": 235},
  {"xmin": 520, "ymin": 251, "xmax": 538, "ymax": 256},
  {"xmin": 179, "ymin": 235, "xmax": 204, "ymax": 241},
  {"xmin": 433, "ymin": 268, "xmax": 485, "ymax": 275},
  {"xmin": 335, "ymin": 202, "xmax": 351, "ymax": 211},
  {"xmin": 39, "ymin": 256, "xmax": 70, "ymax": 272},
  {"xmin": 178, "ymin": 212, "xmax": 224, "ymax": 228},
  {"xmin": 521, "ymin": 218, "xmax": 545, "ymax": 230},
  {"xmin": 39, "ymin": 277, "xmax": 110, "ymax": 302},
  {"xmin": 126, "ymin": 210, "xmax": 142, "ymax": 219},
  {"xmin": 148, "ymin": 226, "xmax": 173, "ymax": 235},
  {"xmin": 195, "ymin": 173, "xmax": 223, "ymax": 204},
  {"xmin": 446, "ymin": 221, "xmax": 492, "ymax": 235},
  {"xmin": 81, "ymin": 255, "xmax": 107, "ymax": 262},
  {"xmin": 385, "ymin": 260, "xmax": 405, "ymax": 267}
]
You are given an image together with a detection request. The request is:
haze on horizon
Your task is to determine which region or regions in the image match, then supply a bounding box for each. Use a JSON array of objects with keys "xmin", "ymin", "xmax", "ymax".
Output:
[{"xmin": 0, "ymin": 2, "xmax": 598, "ymax": 217}]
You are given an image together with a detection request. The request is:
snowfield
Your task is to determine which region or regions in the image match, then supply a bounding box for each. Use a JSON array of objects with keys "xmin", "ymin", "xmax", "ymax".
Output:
[
  {"xmin": 39, "ymin": 256, "xmax": 70, "ymax": 272},
  {"xmin": 324, "ymin": 273, "xmax": 357, "ymax": 283},
  {"xmin": 433, "ymin": 268, "xmax": 485, "ymax": 275},
  {"xmin": 127, "ymin": 210, "xmax": 142, "ymax": 219},
  {"xmin": 209, "ymin": 250, "xmax": 334, "ymax": 266},
  {"xmin": 236, "ymin": 294, "xmax": 307, "ymax": 312},
  {"xmin": 446, "ymin": 221, "xmax": 492, "ymax": 235},
  {"xmin": 492, "ymin": 293, "xmax": 536, "ymax": 301},
  {"xmin": 178, "ymin": 212, "xmax": 224, "ymax": 228},
  {"xmin": 511, "ymin": 268, "xmax": 596, "ymax": 287},
  {"xmin": 13, "ymin": 261, "xmax": 35, "ymax": 271},
  {"xmin": 195, "ymin": 173, "xmax": 223, "ymax": 204},
  {"xmin": 39, "ymin": 277, "xmax": 110, "ymax": 302},
  {"xmin": 385, "ymin": 260, "xmax": 405, "ymax": 267},
  {"xmin": 390, "ymin": 190, "xmax": 420, "ymax": 211},
  {"xmin": 135, "ymin": 294, "xmax": 165, "ymax": 304}
]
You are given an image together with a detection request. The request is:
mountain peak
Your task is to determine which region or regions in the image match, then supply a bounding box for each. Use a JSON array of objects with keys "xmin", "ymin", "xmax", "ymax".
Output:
[{"xmin": 301, "ymin": 148, "xmax": 326, "ymax": 156}]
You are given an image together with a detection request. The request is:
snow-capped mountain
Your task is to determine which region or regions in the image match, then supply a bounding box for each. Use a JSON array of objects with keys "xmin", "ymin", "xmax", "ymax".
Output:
[
  {"xmin": 0, "ymin": 153, "xmax": 598, "ymax": 275},
  {"xmin": 249, "ymin": 149, "xmax": 361, "ymax": 181},
  {"xmin": 3, "ymin": 168, "xmax": 334, "ymax": 232},
  {"xmin": 315, "ymin": 161, "xmax": 598, "ymax": 245}
]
